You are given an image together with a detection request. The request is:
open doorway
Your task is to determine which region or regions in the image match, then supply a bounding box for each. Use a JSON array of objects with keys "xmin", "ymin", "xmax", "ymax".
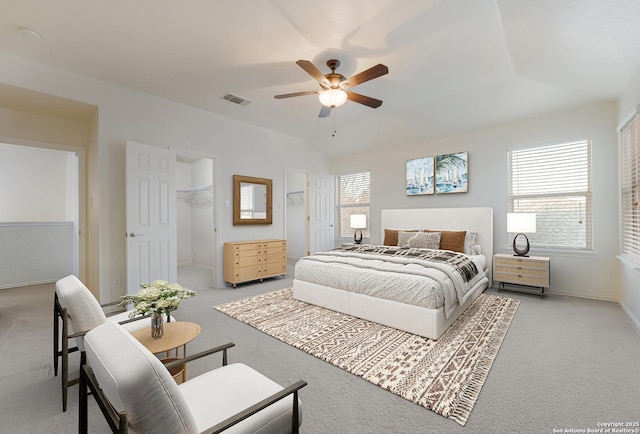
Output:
[
  {"xmin": 285, "ymin": 168, "xmax": 309, "ymax": 259},
  {"xmin": 0, "ymin": 142, "xmax": 83, "ymax": 288},
  {"xmin": 176, "ymin": 156, "xmax": 216, "ymax": 287}
]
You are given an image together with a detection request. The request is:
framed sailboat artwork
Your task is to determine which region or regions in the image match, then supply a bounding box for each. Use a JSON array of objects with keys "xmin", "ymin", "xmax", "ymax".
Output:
[
  {"xmin": 406, "ymin": 157, "xmax": 435, "ymax": 195},
  {"xmin": 435, "ymin": 151, "xmax": 468, "ymax": 194}
]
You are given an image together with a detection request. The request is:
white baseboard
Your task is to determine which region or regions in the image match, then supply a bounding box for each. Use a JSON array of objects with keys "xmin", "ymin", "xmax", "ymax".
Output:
[
  {"xmin": 490, "ymin": 284, "xmax": 618, "ymax": 302},
  {"xmin": 620, "ymin": 300, "xmax": 640, "ymax": 335}
]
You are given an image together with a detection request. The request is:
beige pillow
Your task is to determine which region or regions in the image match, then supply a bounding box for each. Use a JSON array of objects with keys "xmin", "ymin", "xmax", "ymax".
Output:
[
  {"xmin": 408, "ymin": 232, "xmax": 441, "ymax": 249},
  {"xmin": 397, "ymin": 231, "xmax": 417, "ymax": 248}
]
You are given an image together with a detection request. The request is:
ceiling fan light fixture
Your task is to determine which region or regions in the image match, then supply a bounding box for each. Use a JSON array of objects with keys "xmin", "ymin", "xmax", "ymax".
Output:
[{"xmin": 319, "ymin": 89, "xmax": 347, "ymax": 108}]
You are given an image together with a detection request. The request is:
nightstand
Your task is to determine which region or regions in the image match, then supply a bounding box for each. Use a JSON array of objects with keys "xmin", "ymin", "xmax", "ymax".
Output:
[{"xmin": 493, "ymin": 253, "xmax": 550, "ymax": 297}]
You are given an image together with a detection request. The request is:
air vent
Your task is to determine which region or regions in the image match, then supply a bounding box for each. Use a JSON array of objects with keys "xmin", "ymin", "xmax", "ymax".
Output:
[{"xmin": 220, "ymin": 92, "xmax": 252, "ymax": 106}]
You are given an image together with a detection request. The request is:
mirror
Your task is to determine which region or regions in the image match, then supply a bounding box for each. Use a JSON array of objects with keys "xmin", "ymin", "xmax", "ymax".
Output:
[{"xmin": 233, "ymin": 174, "xmax": 273, "ymax": 225}]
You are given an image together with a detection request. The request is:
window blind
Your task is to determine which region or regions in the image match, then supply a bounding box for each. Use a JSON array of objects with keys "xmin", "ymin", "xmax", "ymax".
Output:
[
  {"xmin": 508, "ymin": 141, "xmax": 592, "ymax": 250},
  {"xmin": 621, "ymin": 111, "xmax": 640, "ymax": 263},
  {"xmin": 240, "ymin": 183, "xmax": 254, "ymax": 218},
  {"xmin": 336, "ymin": 171, "xmax": 370, "ymax": 238}
]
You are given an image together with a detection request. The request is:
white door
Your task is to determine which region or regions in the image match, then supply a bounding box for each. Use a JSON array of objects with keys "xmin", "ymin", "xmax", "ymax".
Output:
[
  {"xmin": 309, "ymin": 174, "xmax": 335, "ymax": 253},
  {"xmin": 126, "ymin": 141, "xmax": 177, "ymax": 293}
]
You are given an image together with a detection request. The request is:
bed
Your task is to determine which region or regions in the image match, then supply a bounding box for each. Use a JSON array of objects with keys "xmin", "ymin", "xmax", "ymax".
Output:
[{"xmin": 292, "ymin": 207, "xmax": 493, "ymax": 340}]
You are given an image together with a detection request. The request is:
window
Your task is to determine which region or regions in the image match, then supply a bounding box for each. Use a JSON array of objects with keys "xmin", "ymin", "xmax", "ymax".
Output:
[
  {"xmin": 620, "ymin": 107, "xmax": 640, "ymax": 263},
  {"xmin": 336, "ymin": 171, "xmax": 370, "ymax": 239},
  {"xmin": 508, "ymin": 141, "xmax": 592, "ymax": 250}
]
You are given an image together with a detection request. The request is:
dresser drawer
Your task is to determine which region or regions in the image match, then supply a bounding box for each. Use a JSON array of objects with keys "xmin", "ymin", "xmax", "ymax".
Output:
[{"xmin": 232, "ymin": 266, "xmax": 262, "ymax": 282}]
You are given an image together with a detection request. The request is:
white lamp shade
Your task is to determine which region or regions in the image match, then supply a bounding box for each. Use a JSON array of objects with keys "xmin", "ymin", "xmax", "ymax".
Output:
[
  {"xmin": 350, "ymin": 214, "xmax": 367, "ymax": 229},
  {"xmin": 507, "ymin": 213, "xmax": 536, "ymax": 233},
  {"xmin": 319, "ymin": 89, "xmax": 348, "ymax": 108}
]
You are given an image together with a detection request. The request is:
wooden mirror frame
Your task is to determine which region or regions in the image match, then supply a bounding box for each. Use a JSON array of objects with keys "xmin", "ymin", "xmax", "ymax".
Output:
[{"xmin": 233, "ymin": 174, "xmax": 273, "ymax": 225}]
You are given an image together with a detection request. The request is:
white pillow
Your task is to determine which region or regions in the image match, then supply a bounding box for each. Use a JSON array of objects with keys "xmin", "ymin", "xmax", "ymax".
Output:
[
  {"xmin": 408, "ymin": 232, "xmax": 441, "ymax": 249},
  {"xmin": 464, "ymin": 231, "xmax": 478, "ymax": 255}
]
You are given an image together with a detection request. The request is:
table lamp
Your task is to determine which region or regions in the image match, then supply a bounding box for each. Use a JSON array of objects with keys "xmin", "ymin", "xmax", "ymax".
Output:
[
  {"xmin": 507, "ymin": 212, "xmax": 536, "ymax": 256},
  {"xmin": 350, "ymin": 214, "xmax": 367, "ymax": 244}
]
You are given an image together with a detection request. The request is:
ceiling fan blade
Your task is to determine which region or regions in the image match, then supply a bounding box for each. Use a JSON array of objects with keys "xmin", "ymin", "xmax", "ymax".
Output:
[
  {"xmin": 274, "ymin": 90, "xmax": 320, "ymax": 99},
  {"xmin": 318, "ymin": 106, "xmax": 331, "ymax": 118},
  {"xmin": 296, "ymin": 60, "xmax": 330, "ymax": 88},
  {"xmin": 346, "ymin": 91, "xmax": 383, "ymax": 108},
  {"xmin": 343, "ymin": 64, "xmax": 389, "ymax": 88}
]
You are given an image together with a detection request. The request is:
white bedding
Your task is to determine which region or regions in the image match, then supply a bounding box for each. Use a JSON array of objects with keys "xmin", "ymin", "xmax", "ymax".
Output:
[{"xmin": 294, "ymin": 246, "xmax": 488, "ymax": 318}]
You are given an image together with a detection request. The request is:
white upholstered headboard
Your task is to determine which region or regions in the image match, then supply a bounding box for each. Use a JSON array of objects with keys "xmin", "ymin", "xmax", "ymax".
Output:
[{"xmin": 380, "ymin": 207, "xmax": 494, "ymax": 283}]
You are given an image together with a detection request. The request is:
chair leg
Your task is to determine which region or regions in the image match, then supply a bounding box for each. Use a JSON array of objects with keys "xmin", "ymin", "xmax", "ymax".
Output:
[
  {"xmin": 53, "ymin": 294, "xmax": 60, "ymax": 377},
  {"xmin": 292, "ymin": 391, "xmax": 300, "ymax": 434},
  {"xmin": 79, "ymin": 363, "xmax": 88, "ymax": 434},
  {"xmin": 62, "ymin": 307, "xmax": 69, "ymax": 412}
]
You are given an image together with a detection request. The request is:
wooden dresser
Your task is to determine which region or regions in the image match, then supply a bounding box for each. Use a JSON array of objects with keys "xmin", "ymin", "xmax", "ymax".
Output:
[{"xmin": 223, "ymin": 239, "xmax": 287, "ymax": 287}]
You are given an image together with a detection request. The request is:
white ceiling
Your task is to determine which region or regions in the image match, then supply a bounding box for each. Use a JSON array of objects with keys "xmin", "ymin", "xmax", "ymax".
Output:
[{"xmin": 1, "ymin": 0, "xmax": 640, "ymax": 158}]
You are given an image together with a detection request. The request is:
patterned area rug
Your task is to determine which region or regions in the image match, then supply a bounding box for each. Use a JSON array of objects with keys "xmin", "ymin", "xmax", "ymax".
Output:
[{"xmin": 214, "ymin": 288, "xmax": 519, "ymax": 426}]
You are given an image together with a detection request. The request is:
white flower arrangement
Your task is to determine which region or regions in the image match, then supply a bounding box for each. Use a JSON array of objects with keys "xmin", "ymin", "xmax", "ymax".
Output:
[{"xmin": 120, "ymin": 280, "xmax": 195, "ymax": 317}]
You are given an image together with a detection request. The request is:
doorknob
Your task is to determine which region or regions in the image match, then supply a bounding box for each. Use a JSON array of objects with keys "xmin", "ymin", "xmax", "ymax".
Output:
[{"xmin": 128, "ymin": 232, "xmax": 144, "ymax": 238}]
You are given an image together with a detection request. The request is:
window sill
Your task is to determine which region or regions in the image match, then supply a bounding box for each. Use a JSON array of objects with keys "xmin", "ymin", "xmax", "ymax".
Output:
[{"xmin": 617, "ymin": 255, "xmax": 640, "ymax": 275}]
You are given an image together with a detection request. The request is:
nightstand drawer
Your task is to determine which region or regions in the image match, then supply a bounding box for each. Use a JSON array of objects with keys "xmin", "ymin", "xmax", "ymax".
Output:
[
  {"xmin": 494, "ymin": 271, "xmax": 549, "ymax": 287},
  {"xmin": 494, "ymin": 256, "xmax": 547, "ymax": 268},
  {"xmin": 495, "ymin": 264, "xmax": 548, "ymax": 277}
]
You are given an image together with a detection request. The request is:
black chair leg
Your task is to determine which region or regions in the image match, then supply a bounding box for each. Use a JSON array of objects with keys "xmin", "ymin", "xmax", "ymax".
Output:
[
  {"xmin": 79, "ymin": 364, "xmax": 88, "ymax": 434},
  {"xmin": 53, "ymin": 294, "xmax": 60, "ymax": 376},
  {"xmin": 62, "ymin": 307, "xmax": 68, "ymax": 412}
]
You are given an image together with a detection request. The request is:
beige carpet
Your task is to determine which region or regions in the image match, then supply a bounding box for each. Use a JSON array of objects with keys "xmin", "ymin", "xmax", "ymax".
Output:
[{"xmin": 214, "ymin": 288, "xmax": 519, "ymax": 426}]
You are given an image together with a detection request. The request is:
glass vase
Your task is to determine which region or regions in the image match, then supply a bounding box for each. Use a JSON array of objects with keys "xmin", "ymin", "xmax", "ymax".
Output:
[{"xmin": 150, "ymin": 312, "xmax": 164, "ymax": 339}]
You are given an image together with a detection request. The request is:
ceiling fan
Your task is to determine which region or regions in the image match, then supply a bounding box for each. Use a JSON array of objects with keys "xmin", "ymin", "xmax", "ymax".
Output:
[{"xmin": 274, "ymin": 59, "xmax": 389, "ymax": 118}]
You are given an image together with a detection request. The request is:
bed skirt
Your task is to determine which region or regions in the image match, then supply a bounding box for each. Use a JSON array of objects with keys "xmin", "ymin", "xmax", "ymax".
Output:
[{"xmin": 292, "ymin": 277, "xmax": 488, "ymax": 340}]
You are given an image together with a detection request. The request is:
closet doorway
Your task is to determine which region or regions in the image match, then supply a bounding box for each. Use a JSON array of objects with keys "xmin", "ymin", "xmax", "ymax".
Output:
[
  {"xmin": 285, "ymin": 168, "xmax": 309, "ymax": 259},
  {"xmin": 176, "ymin": 156, "xmax": 216, "ymax": 288}
]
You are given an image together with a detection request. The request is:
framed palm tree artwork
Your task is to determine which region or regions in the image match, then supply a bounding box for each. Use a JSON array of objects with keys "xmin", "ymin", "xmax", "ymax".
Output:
[{"xmin": 436, "ymin": 152, "xmax": 468, "ymax": 194}]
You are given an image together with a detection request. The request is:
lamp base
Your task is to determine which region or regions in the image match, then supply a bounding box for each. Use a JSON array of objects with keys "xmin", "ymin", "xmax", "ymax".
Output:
[
  {"xmin": 354, "ymin": 229, "xmax": 363, "ymax": 245},
  {"xmin": 512, "ymin": 233, "xmax": 530, "ymax": 257}
]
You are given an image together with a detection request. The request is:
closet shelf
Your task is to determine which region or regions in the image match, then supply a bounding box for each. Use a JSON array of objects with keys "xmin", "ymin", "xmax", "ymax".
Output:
[
  {"xmin": 287, "ymin": 190, "xmax": 304, "ymax": 206},
  {"xmin": 177, "ymin": 184, "xmax": 213, "ymax": 204}
]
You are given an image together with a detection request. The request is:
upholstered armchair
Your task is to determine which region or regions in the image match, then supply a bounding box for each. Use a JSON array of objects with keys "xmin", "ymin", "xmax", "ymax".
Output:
[
  {"xmin": 80, "ymin": 321, "xmax": 306, "ymax": 434},
  {"xmin": 53, "ymin": 275, "xmax": 174, "ymax": 411}
]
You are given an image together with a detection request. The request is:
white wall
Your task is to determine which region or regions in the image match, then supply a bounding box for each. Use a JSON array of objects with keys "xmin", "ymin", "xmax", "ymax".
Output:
[
  {"xmin": 0, "ymin": 144, "xmax": 71, "ymax": 221},
  {"xmin": 0, "ymin": 52, "xmax": 329, "ymax": 296},
  {"xmin": 0, "ymin": 222, "xmax": 74, "ymax": 288},
  {"xmin": 618, "ymin": 65, "xmax": 640, "ymax": 330},
  {"xmin": 330, "ymin": 101, "xmax": 620, "ymax": 301}
]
